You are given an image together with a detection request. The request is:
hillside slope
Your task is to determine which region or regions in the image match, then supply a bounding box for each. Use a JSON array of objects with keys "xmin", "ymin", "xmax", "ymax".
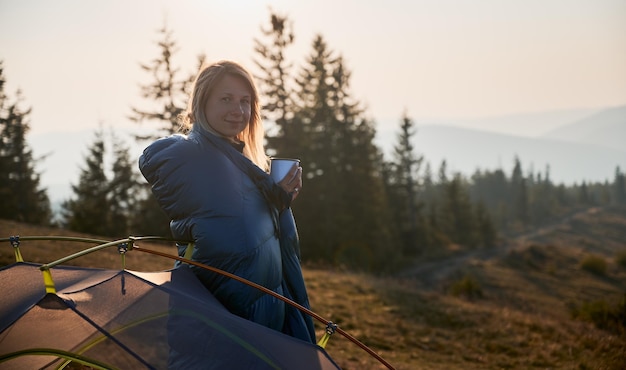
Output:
[{"xmin": 2, "ymin": 210, "xmax": 626, "ymax": 369}]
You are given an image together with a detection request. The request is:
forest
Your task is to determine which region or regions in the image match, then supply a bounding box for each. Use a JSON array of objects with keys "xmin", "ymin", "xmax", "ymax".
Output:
[{"xmin": 1, "ymin": 11, "xmax": 625, "ymax": 274}]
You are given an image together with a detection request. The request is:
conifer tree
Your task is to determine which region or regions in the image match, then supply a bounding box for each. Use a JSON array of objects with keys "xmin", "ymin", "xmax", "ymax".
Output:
[
  {"xmin": 527, "ymin": 165, "xmax": 556, "ymax": 227},
  {"xmin": 421, "ymin": 162, "xmax": 447, "ymax": 247},
  {"xmin": 613, "ymin": 166, "xmax": 626, "ymax": 205},
  {"xmin": 422, "ymin": 162, "xmax": 435, "ymax": 202},
  {"xmin": 439, "ymin": 173, "xmax": 477, "ymax": 247},
  {"xmin": 129, "ymin": 24, "xmax": 200, "ymax": 237},
  {"xmin": 474, "ymin": 201, "xmax": 497, "ymax": 247},
  {"xmin": 62, "ymin": 130, "xmax": 110, "ymax": 235},
  {"xmin": 129, "ymin": 23, "xmax": 200, "ymax": 140},
  {"xmin": 292, "ymin": 35, "xmax": 395, "ymax": 271},
  {"xmin": 0, "ymin": 63, "xmax": 51, "ymax": 224},
  {"xmin": 386, "ymin": 112, "xmax": 425, "ymax": 255},
  {"xmin": 600, "ymin": 180, "xmax": 612, "ymax": 204},
  {"xmin": 438, "ymin": 160, "xmax": 448, "ymax": 185},
  {"xmin": 253, "ymin": 11, "xmax": 298, "ymax": 157},
  {"xmin": 577, "ymin": 181, "xmax": 591, "ymax": 206},
  {"xmin": 107, "ymin": 133, "xmax": 138, "ymax": 236},
  {"xmin": 510, "ymin": 156, "xmax": 529, "ymax": 229}
]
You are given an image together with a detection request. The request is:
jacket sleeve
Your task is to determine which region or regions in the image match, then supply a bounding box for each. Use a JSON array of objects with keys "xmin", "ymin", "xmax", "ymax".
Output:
[{"xmin": 138, "ymin": 135, "xmax": 203, "ymax": 220}]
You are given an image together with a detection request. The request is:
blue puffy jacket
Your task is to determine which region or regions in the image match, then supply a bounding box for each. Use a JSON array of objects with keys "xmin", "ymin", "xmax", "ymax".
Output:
[{"xmin": 139, "ymin": 125, "xmax": 315, "ymax": 344}]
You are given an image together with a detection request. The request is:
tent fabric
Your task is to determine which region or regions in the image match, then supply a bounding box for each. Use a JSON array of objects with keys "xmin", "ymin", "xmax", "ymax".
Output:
[{"xmin": 0, "ymin": 262, "xmax": 340, "ymax": 369}]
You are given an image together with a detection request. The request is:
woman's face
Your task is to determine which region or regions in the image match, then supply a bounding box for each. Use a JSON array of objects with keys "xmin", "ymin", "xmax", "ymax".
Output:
[{"xmin": 204, "ymin": 74, "xmax": 252, "ymax": 139}]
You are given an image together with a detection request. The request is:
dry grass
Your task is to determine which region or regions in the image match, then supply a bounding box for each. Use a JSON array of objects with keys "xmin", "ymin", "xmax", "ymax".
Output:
[
  {"xmin": 305, "ymin": 266, "xmax": 625, "ymax": 370},
  {"xmin": 2, "ymin": 207, "xmax": 626, "ymax": 370},
  {"xmin": 0, "ymin": 219, "xmax": 175, "ymax": 271}
]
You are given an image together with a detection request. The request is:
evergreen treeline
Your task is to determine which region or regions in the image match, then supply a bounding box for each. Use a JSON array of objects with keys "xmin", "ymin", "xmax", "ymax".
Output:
[
  {"xmin": 2, "ymin": 12, "xmax": 626, "ymax": 273},
  {"xmin": 0, "ymin": 62, "xmax": 51, "ymax": 224},
  {"xmin": 61, "ymin": 129, "xmax": 140, "ymax": 238}
]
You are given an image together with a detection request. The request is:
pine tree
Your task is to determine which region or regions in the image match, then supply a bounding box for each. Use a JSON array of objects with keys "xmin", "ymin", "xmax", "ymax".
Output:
[
  {"xmin": 474, "ymin": 201, "xmax": 497, "ymax": 247},
  {"xmin": 62, "ymin": 129, "xmax": 110, "ymax": 235},
  {"xmin": 613, "ymin": 166, "xmax": 626, "ymax": 205},
  {"xmin": 510, "ymin": 156, "xmax": 529, "ymax": 230},
  {"xmin": 439, "ymin": 172, "xmax": 477, "ymax": 247},
  {"xmin": 469, "ymin": 169, "xmax": 503, "ymax": 230},
  {"xmin": 253, "ymin": 11, "xmax": 298, "ymax": 157},
  {"xmin": 577, "ymin": 181, "xmax": 591, "ymax": 206},
  {"xmin": 600, "ymin": 180, "xmax": 612, "ymax": 205},
  {"xmin": 129, "ymin": 23, "xmax": 200, "ymax": 140},
  {"xmin": 527, "ymin": 165, "xmax": 556, "ymax": 228},
  {"xmin": 438, "ymin": 160, "xmax": 448, "ymax": 185},
  {"xmin": 292, "ymin": 35, "xmax": 344, "ymax": 262},
  {"xmin": 291, "ymin": 35, "xmax": 396, "ymax": 271},
  {"xmin": 422, "ymin": 162, "xmax": 434, "ymax": 201},
  {"xmin": 107, "ymin": 133, "xmax": 138, "ymax": 236},
  {"xmin": 130, "ymin": 194, "xmax": 171, "ymax": 237},
  {"xmin": 386, "ymin": 112, "xmax": 425, "ymax": 255},
  {"xmin": 421, "ymin": 162, "xmax": 448, "ymax": 247},
  {"xmin": 0, "ymin": 63, "xmax": 51, "ymax": 224},
  {"xmin": 129, "ymin": 24, "xmax": 199, "ymax": 237}
]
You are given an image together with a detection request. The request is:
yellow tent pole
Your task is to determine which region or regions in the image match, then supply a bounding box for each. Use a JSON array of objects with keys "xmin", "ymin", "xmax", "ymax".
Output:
[
  {"xmin": 41, "ymin": 267, "xmax": 57, "ymax": 294},
  {"xmin": 118, "ymin": 242, "xmax": 129, "ymax": 269},
  {"xmin": 9, "ymin": 236, "xmax": 24, "ymax": 262},
  {"xmin": 317, "ymin": 322, "xmax": 337, "ymax": 348}
]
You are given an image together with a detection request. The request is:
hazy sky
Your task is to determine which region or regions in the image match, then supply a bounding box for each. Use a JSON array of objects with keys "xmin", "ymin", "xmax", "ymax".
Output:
[{"xmin": 1, "ymin": 0, "xmax": 625, "ymax": 136}]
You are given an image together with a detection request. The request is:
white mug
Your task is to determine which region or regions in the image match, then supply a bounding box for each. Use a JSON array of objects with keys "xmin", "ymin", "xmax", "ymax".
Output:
[{"xmin": 270, "ymin": 158, "xmax": 300, "ymax": 182}]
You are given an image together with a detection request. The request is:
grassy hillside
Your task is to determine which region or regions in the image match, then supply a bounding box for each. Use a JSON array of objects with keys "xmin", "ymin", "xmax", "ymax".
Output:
[{"xmin": 2, "ymin": 207, "xmax": 626, "ymax": 369}]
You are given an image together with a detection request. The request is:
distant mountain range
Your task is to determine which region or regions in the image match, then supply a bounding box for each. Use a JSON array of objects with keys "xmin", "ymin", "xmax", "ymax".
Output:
[
  {"xmin": 542, "ymin": 105, "xmax": 626, "ymax": 152},
  {"xmin": 410, "ymin": 125, "xmax": 624, "ymax": 183},
  {"xmin": 423, "ymin": 107, "xmax": 604, "ymax": 137},
  {"xmin": 29, "ymin": 105, "xmax": 626, "ymax": 211},
  {"xmin": 375, "ymin": 105, "xmax": 625, "ymax": 185}
]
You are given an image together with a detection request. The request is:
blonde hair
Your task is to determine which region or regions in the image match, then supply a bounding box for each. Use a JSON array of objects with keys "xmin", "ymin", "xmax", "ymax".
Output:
[{"xmin": 180, "ymin": 60, "xmax": 269, "ymax": 171}]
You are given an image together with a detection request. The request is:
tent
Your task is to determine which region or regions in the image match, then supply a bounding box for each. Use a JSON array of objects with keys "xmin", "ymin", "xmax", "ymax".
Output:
[{"xmin": 0, "ymin": 237, "xmax": 342, "ymax": 369}]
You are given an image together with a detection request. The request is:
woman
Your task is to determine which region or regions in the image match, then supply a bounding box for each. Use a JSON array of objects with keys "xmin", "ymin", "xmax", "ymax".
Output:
[{"xmin": 139, "ymin": 61, "xmax": 315, "ymax": 350}]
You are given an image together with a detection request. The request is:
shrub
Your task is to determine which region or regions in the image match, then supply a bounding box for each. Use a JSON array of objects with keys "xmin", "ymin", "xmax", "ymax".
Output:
[
  {"xmin": 615, "ymin": 250, "xmax": 626, "ymax": 269},
  {"xmin": 449, "ymin": 274, "xmax": 483, "ymax": 300},
  {"xmin": 570, "ymin": 295, "xmax": 626, "ymax": 335},
  {"xmin": 580, "ymin": 254, "xmax": 607, "ymax": 276}
]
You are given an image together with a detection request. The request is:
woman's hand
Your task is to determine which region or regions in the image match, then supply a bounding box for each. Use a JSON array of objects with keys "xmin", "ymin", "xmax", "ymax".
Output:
[{"xmin": 278, "ymin": 163, "xmax": 303, "ymax": 201}]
